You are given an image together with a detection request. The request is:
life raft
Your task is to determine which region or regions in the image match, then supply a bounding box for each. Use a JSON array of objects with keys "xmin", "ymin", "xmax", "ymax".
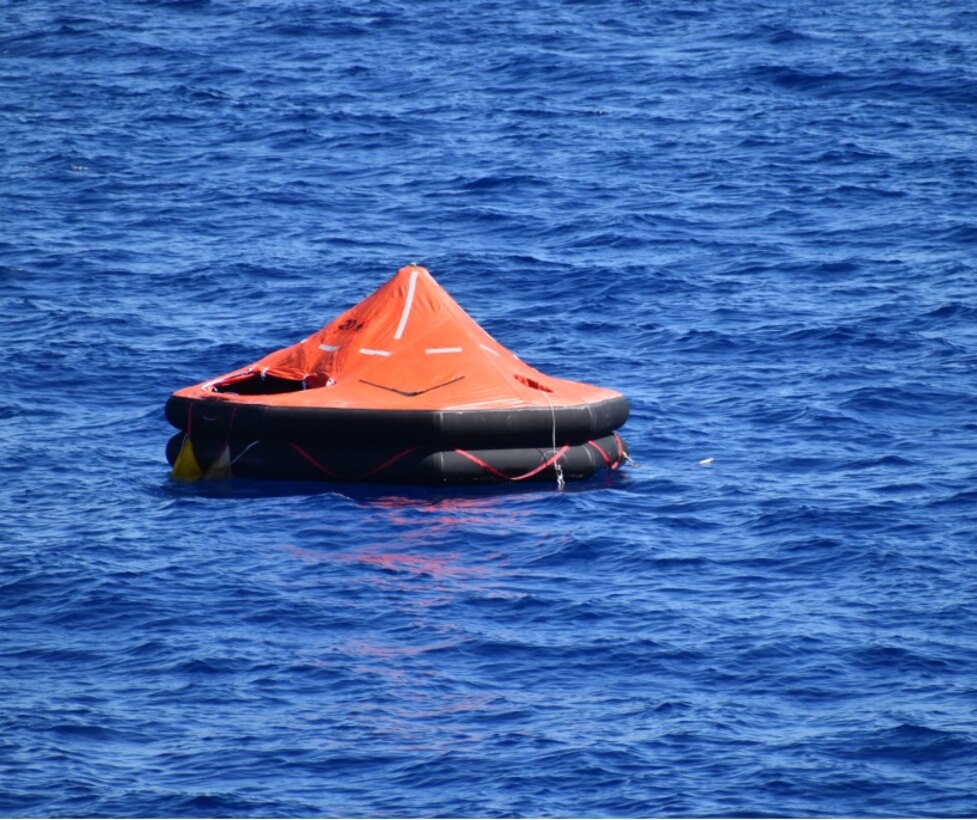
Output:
[{"xmin": 165, "ymin": 264, "xmax": 630, "ymax": 485}]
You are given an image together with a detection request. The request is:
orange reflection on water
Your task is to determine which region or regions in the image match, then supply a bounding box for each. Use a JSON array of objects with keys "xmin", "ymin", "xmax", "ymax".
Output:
[
  {"xmin": 281, "ymin": 543, "xmax": 502, "ymax": 579},
  {"xmin": 340, "ymin": 638, "xmax": 462, "ymax": 658},
  {"xmin": 351, "ymin": 550, "xmax": 492, "ymax": 578},
  {"xmin": 362, "ymin": 493, "xmax": 534, "ymax": 538}
]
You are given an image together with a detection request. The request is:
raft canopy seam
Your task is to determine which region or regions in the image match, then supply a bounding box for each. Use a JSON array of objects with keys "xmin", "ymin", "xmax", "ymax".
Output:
[{"xmin": 358, "ymin": 375, "xmax": 466, "ymax": 398}]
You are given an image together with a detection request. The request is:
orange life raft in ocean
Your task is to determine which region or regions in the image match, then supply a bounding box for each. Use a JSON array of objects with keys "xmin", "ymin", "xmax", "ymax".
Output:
[{"xmin": 165, "ymin": 264, "xmax": 629, "ymax": 485}]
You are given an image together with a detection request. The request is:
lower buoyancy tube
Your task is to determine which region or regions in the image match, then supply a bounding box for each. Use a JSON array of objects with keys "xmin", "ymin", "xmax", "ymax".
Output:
[{"xmin": 166, "ymin": 430, "xmax": 629, "ymax": 485}]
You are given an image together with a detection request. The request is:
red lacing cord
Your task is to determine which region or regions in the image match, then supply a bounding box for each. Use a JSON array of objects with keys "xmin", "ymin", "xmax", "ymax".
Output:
[
  {"xmin": 289, "ymin": 442, "xmax": 418, "ymax": 481},
  {"xmin": 587, "ymin": 434, "xmax": 624, "ymax": 470},
  {"xmin": 613, "ymin": 432, "xmax": 625, "ymax": 467},
  {"xmin": 587, "ymin": 438, "xmax": 614, "ymax": 468},
  {"xmin": 453, "ymin": 445, "xmax": 570, "ymax": 481}
]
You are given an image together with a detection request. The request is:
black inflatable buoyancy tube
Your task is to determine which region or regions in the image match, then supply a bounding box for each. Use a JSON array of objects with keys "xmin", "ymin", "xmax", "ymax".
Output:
[
  {"xmin": 166, "ymin": 431, "xmax": 627, "ymax": 485},
  {"xmin": 165, "ymin": 394, "xmax": 629, "ymax": 449}
]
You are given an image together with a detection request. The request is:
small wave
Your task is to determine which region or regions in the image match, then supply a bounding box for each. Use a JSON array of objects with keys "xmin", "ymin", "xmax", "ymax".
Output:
[
  {"xmin": 752, "ymin": 63, "xmax": 977, "ymax": 105},
  {"xmin": 923, "ymin": 302, "xmax": 977, "ymax": 322},
  {"xmin": 938, "ymin": 223, "xmax": 977, "ymax": 245},
  {"xmin": 765, "ymin": 28, "xmax": 816, "ymax": 46},
  {"xmin": 459, "ymin": 173, "xmax": 548, "ymax": 192},
  {"xmin": 839, "ymin": 454, "xmax": 916, "ymax": 470},
  {"xmin": 928, "ymin": 488, "xmax": 977, "ymax": 509},
  {"xmin": 840, "ymin": 384, "xmax": 971, "ymax": 418},
  {"xmin": 830, "ymin": 723, "xmax": 976, "ymax": 764}
]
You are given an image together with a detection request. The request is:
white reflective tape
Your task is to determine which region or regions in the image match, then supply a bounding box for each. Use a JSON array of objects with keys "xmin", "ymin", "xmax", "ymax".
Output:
[
  {"xmin": 359, "ymin": 348, "xmax": 391, "ymax": 356},
  {"xmin": 425, "ymin": 347, "xmax": 463, "ymax": 354},
  {"xmin": 393, "ymin": 268, "xmax": 419, "ymax": 340},
  {"xmin": 479, "ymin": 343, "xmax": 500, "ymax": 356},
  {"xmin": 319, "ymin": 343, "xmax": 340, "ymax": 352}
]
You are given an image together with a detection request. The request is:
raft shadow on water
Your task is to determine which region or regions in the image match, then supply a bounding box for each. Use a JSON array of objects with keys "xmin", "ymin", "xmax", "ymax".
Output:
[{"xmin": 159, "ymin": 466, "xmax": 632, "ymax": 503}]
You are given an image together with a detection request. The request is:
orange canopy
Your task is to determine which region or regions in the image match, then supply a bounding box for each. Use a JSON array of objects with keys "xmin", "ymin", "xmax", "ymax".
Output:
[{"xmin": 173, "ymin": 264, "xmax": 622, "ymax": 412}]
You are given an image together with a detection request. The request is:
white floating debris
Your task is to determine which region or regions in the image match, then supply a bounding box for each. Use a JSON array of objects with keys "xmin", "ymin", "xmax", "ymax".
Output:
[{"xmin": 698, "ymin": 457, "xmax": 714, "ymax": 466}]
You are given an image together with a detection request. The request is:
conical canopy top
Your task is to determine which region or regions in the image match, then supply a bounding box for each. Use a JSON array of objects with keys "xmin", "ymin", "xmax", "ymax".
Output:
[{"xmin": 176, "ymin": 264, "xmax": 623, "ymax": 412}]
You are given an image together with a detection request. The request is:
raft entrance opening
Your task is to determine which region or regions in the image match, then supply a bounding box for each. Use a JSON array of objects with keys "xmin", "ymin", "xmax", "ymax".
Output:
[{"xmin": 212, "ymin": 373, "xmax": 308, "ymax": 395}]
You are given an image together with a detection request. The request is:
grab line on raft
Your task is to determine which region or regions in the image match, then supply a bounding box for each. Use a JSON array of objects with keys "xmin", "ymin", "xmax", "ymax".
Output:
[
  {"xmin": 230, "ymin": 440, "xmax": 261, "ymax": 466},
  {"xmin": 541, "ymin": 388, "xmax": 565, "ymax": 490}
]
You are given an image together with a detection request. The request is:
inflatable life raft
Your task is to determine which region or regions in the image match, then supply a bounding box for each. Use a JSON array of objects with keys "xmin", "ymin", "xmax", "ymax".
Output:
[{"xmin": 165, "ymin": 264, "xmax": 629, "ymax": 485}]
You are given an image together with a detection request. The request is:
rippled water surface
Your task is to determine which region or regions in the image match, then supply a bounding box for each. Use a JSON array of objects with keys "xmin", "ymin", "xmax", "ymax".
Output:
[{"xmin": 2, "ymin": 0, "xmax": 977, "ymax": 816}]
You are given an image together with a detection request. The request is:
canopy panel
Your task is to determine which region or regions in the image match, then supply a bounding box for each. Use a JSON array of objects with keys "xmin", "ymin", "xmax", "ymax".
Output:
[{"xmin": 173, "ymin": 264, "xmax": 623, "ymax": 412}]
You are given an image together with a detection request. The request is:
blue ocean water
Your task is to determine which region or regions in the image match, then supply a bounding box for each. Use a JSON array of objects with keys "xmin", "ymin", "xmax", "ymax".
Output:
[{"xmin": 2, "ymin": 0, "xmax": 977, "ymax": 816}]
